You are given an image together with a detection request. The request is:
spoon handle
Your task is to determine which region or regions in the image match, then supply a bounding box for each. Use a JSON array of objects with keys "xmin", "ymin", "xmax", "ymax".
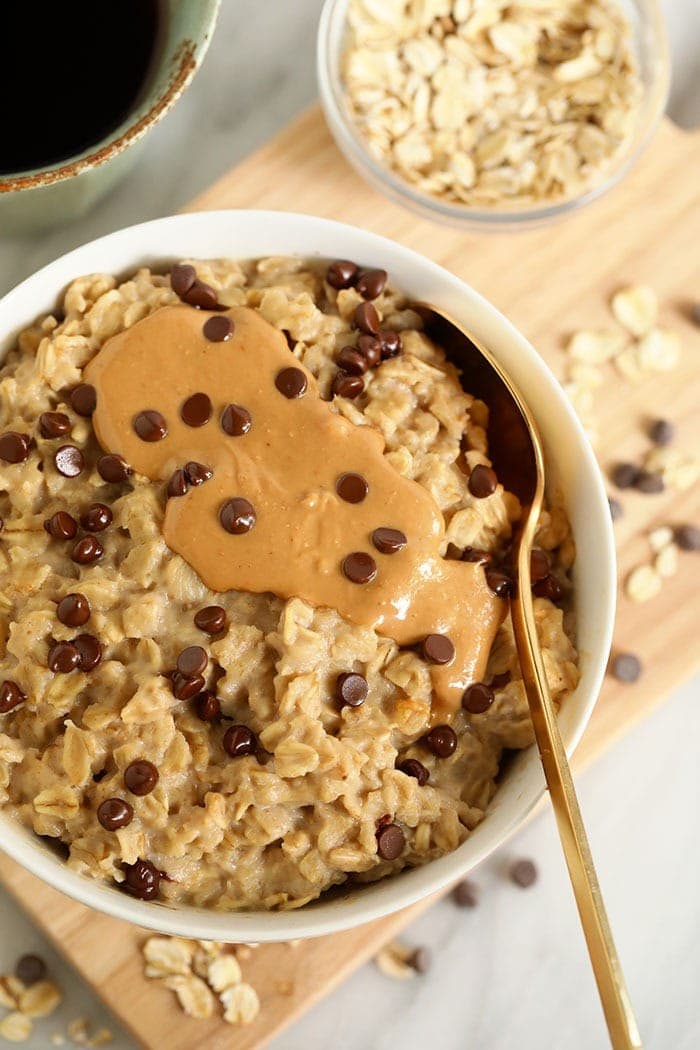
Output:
[{"xmin": 512, "ymin": 545, "xmax": 642, "ymax": 1050}]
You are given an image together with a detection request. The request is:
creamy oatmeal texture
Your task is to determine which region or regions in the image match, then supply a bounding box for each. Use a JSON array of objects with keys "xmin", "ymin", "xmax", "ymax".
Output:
[{"xmin": 0, "ymin": 256, "xmax": 578, "ymax": 909}]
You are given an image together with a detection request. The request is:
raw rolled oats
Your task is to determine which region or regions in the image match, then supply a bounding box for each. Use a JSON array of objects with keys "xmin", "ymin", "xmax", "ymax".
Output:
[
  {"xmin": 220, "ymin": 983, "xmax": 260, "ymax": 1026},
  {"xmin": 0, "ymin": 1012, "xmax": 33, "ymax": 1043}
]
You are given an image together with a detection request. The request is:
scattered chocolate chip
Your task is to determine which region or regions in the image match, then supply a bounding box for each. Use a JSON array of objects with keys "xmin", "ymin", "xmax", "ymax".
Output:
[
  {"xmin": 39, "ymin": 412, "xmax": 71, "ymax": 439},
  {"xmin": 397, "ymin": 758, "xmax": 429, "ymax": 785},
  {"xmin": 610, "ymin": 652, "xmax": 642, "ymax": 683},
  {"xmin": 170, "ymin": 263, "xmax": 196, "ymax": 297},
  {"xmin": 336, "ymin": 346, "xmax": 368, "ymax": 375},
  {"xmin": 634, "ymin": 470, "xmax": 664, "ymax": 494},
  {"xmin": 612, "ymin": 462, "xmax": 639, "ymax": 489},
  {"xmin": 44, "ymin": 511, "xmax": 78, "ymax": 540},
  {"xmin": 423, "ymin": 724, "xmax": 457, "ymax": 758},
  {"xmin": 223, "ymin": 724, "xmax": 257, "ymax": 758},
  {"xmin": 203, "ymin": 315, "xmax": 233, "ymax": 342},
  {"xmin": 352, "ymin": 301, "xmax": 380, "ymax": 335},
  {"xmin": 180, "ymin": 392, "xmax": 212, "ymax": 427},
  {"xmin": 69, "ymin": 383, "xmax": 97, "ymax": 417},
  {"xmin": 463, "ymin": 546, "xmax": 492, "ymax": 566},
  {"xmin": 530, "ymin": 549, "xmax": 550, "ymax": 583},
  {"xmin": 452, "ymin": 879, "xmax": 478, "ymax": 908},
  {"xmin": 171, "ymin": 671, "xmax": 205, "ymax": 700},
  {"xmin": 57, "ymin": 593, "xmax": 91, "ymax": 627},
  {"xmin": 54, "ymin": 444, "xmax": 84, "ymax": 478},
  {"xmin": 462, "ymin": 682, "xmax": 494, "ymax": 714},
  {"xmin": 167, "ymin": 468, "xmax": 189, "ymax": 498},
  {"xmin": 445, "ymin": 542, "xmax": 463, "ymax": 560},
  {"xmin": 133, "ymin": 410, "xmax": 168, "ymax": 443},
  {"xmin": 332, "ymin": 373, "xmax": 364, "ymax": 399},
  {"xmin": 221, "ymin": 403, "xmax": 252, "ymax": 436},
  {"xmin": 533, "ymin": 574, "xmax": 564, "ymax": 602},
  {"xmin": 71, "ymin": 535, "xmax": 104, "ymax": 565},
  {"xmin": 194, "ymin": 606, "xmax": 227, "ymax": 635},
  {"xmin": 184, "ymin": 461, "xmax": 212, "ymax": 486},
  {"xmin": 676, "ymin": 524, "xmax": 700, "ymax": 551},
  {"xmin": 422, "ymin": 634, "xmax": 455, "ymax": 665},
  {"xmin": 182, "ymin": 279, "xmax": 219, "ymax": 310},
  {"xmin": 326, "ymin": 260, "xmax": 358, "ymax": 290},
  {"xmin": 372, "ymin": 527, "xmax": 407, "ymax": 555},
  {"xmin": 97, "ymin": 798, "xmax": 133, "ymax": 831},
  {"xmin": 509, "ymin": 858, "xmax": 538, "ymax": 888},
  {"xmin": 275, "ymin": 367, "xmax": 307, "ymax": 399},
  {"xmin": 407, "ymin": 947, "xmax": 431, "ymax": 974},
  {"xmin": 342, "ymin": 551, "xmax": 377, "ymax": 584},
  {"xmin": 357, "ymin": 334, "xmax": 382, "ymax": 366},
  {"xmin": 122, "ymin": 859, "xmax": 162, "ymax": 900},
  {"xmin": 485, "ymin": 570, "xmax": 513, "ymax": 598},
  {"xmin": 194, "ymin": 690, "xmax": 221, "ymax": 721},
  {"xmin": 48, "ymin": 640, "xmax": 81, "ymax": 674},
  {"xmin": 336, "ymin": 472, "xmax": 368, "ymax": 504},
  {"xmin": 468, "ymin": 464, "xmax": 498, "ymax": 498},
  {"xmin": 14, "ymin": 955, "xmax": 47, "ymax": 986},
  {"xmin": 379, "ymin": 329, "xmax": 402, "ymax": 359},
  {"xmin": 336, "ymin": 672, "xmax": 368, "ymax": 708},
  {"xmin": 177, "ymin": 645, "xmax": 208, "ymax": 677},
  {"xmin": 0, "ymin": 431, "xmax": 31, "ymax": 464},
  {"xmin": 73, "ymin": 633, "xmax": 102, "ymax": 671},
  {"xmin": 608, "ymin": 497, "xmax": 623, "ymax": 521},
  {"xmin": 0, "ymin": 680, "xmax": 25, "ymax": 714},
  {"xmin": 97, "ymin": 454, "xmax": 132, "ymax": 484},
  {"xmin": 220, "ymin": 497, "xmax": 256, "ymax": 535},
  {"xmin": 124, "ymin": 760, "xmax": 159, "ymax": 796},
  {"xmin": 376, "ymin": 822, "xmax": 405, "ymax": 860},
  {"xmin": 80, "ymin": 503, "xmax": 112, "ymax": 532},
  {"xmin": 356, "ymin": 268, "xmax": 387, "ymax": 300},
  {"xmin": 648, "ymin": 418, "xmax": 674, "ymax": 446}
]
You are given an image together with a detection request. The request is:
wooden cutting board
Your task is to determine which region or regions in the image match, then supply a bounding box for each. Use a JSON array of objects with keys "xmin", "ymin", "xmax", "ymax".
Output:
[{"xmin": 1, "ymin": 107, "xmax": 699, "ymax": 1050}]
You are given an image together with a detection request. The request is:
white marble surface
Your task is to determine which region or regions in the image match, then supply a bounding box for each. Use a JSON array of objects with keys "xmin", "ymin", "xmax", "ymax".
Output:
[{"xmin": 0, "ymin": 2, "xmax": 698, "ymax": 1048}]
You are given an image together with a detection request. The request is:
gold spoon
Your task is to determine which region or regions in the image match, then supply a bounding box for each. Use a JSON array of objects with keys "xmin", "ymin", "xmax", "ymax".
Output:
[{"xmin": 417, "ymin": 304, "xmax": 642, "ymax": 1050}]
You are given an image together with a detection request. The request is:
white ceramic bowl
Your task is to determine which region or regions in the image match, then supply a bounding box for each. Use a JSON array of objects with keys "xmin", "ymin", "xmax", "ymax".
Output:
[{"xmin": 0, "ymin": 211, "xmax": 616, "ymax": 941}]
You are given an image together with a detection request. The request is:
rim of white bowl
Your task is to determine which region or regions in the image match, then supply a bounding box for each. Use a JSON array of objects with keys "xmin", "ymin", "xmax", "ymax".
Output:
[{"xmin": 0, "ymin": 211, "xmax": 616, "ymax": 940}]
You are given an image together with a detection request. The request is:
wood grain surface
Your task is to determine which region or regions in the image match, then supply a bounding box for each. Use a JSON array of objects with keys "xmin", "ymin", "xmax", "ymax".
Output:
[{"xmin": 1, "ymin": 107, "xmax": 698, "ymax": 1049}]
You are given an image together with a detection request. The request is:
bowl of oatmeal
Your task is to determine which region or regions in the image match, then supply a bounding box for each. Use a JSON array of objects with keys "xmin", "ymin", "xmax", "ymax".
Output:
[
  {"xmin": 318, "ymin": 0, "xmax": 669, "ymax": 227},
  {"xmin": 0, "ymin": 211, "xmax": 615, "ymax": 941}
]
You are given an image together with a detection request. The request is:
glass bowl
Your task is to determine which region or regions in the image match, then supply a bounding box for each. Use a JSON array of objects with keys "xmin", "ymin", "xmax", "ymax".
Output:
[{"xmin": 317, "ymin": 0, "xmax": 670, "ymax": 230}]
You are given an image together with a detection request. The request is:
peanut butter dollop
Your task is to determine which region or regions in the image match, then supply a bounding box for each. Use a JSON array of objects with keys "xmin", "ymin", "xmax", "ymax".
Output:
[{"xmin": 85, "ymin": 304, "xmax": 503, "ymax": 713}]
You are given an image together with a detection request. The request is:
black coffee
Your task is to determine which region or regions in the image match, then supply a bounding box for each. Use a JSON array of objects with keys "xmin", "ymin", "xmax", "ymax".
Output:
[{"xmin": 0, "ymin": 1, "xmax": 160, "ymax": 176}]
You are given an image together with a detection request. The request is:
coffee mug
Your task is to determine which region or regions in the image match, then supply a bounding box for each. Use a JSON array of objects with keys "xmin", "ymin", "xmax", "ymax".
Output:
[{"xmin": 0, "ymin": 0, "xmax": 220, "ymax": 236}]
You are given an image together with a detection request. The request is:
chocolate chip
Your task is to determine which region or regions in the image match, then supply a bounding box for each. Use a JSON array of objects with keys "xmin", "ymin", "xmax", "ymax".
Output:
[
  {"xmin": 177, "ymin": 645, "xmax": 208, "ymax": 677},
  {"xmin": 275, "ymin": 367, "xmax": 307, "ymax": 399},
  {"xmin": 533, "ymin": 574, "xmax": 564, "ymax": 602},
  {"xmin": 649, "ymin": 418, "xmax": 674, "ymax": 446},
  {"xmin": 612, "ymin": 462, "xmax": 639, "ymax": 489},
  {"xmin": 194, "ymin": 606, "xmax": 227, "ymax": 635},
  {"xmin": 371, "ymin": 527, "xmax": 407, "ymax": 555},
  {"xmin": 336, "ymin": 672, "xmax": 368, "ymax": 707},
  {"xmin": 342, "ymin": 551, "xmax": 377, "ymax": 584},
  {"xmin": 0, "ymin": 432, "xmax": 31, "ymax": 464},
  {"xmin": 485, "ymin": 570, "xmax": 513, "ymax": 598},
  {"xmin": 326, "ymin": 260, "xmax": 358, "ymax": 290},
  {"xmin": 676, "ymin": 524, "xmax": 700, "ymax": 551},
  {"xmin": 122, "ymin": 859, "xmax": 161, "ymax": 900},
  {"xmin": 97, "ymin": 798, "xmax": 133, "ymax": 831},
  {"xmin": 352, "ymin": 301, "xmax": 381, "ymax": 336},
  {"xmin": 462, "ymin": 682, "xmax": 494, "ymax": 714},
  {"xmin": 171, "ymin": 671, "xmax": 205, "ymax": 700},
  {"xmin": 634, "ymin": 470, "xmax": 664, "ymax": 494},
  {"xmin": 184, "ymin": 461, "xmax": 212, "ymax": 486},
  {"xmin": 220, "ymin": 497, "xmax": 256, "ymax": 534},
  {"xmin": 57, "ymin": 593, "xmax": 90, "ymax": 627},
  {"xmin": 468, "ymin": 464, "xmax": 498, "ymax": 498},
  {"xmin": 357, "ymin": 335, "xmax": 382, "ymax": 366},
  {"xmin": 336, "ymin": 346, "xmax": 368, "ymax": 375},
  {"xmin": 39, "ymin": 412, "xmax": 71, "ymax": 439},
  {"xmin": 376, "ymin": 822, "xmax": 405, "ymax": 860},
  {"xmin": 167, "ymin": 468, "xmax": 189, "ymax": 498},
  {"xmin": 336, "ymin": 472, "xmax": 368, "ymax": 504},
  {"xmin": 48, "ymin": 640, "xmax": 81, "ymax": 673},
  {"xmin": 509, "ymin": 858, "xmax": 538, "ymax": 888},
  {"xmin": 69, "ymin": 383, "xmax": 97, "ymax": 417},
  {"xmin": 71, "ymin": 535, "xmax": 104, "ymax": 565},
  {"xmin": 182, "ymin": 279, "xmax": 219, "ymax": 310},
  {"xmin": 407, "ymin": 947, "xmax": 431, "ymax": 974},
  {"xmin": 608, "ymin": 497, "xmax": 623, "ymax": 521},
  {"xmin": 170, "ymin": 262, "xmax": 196, "ymax": 297},
  {"xmin": 445, "ymin": 542, "xmax": 463, "ymax": 560},
  {"xmin": 0, "ymin": 680, "xmax": 25, "ymax": 714},
  {"xmin": 97, "ymin": 454, "xmax": 132, "ymax": 484},
  {"xmin": 530, "ymin": 549, "xmax": 550, "ymax": 583},
  {"xmin": 194, "ymin": 691, "xmax": 221, "ymax": 721},
  {"xmin": 73, "ymin": 633, "xmax": 102, "ymax": 671},
  {"xmin": 423, "ymin": 724, "xmax": 457, "ymax": 758},
  {"xmin": 332, "ymin": 373, "xmax": 364, "ymax": 399},
  {"xmin": 203, "ymin": 315, "xmax": 233, "ymax": 342},
  {"xmin": 463, "ymin": 547, "xmax": 493, "ymax": 566},
  {"xmin": 133, "ymin": 410, "xmax": 168, "ymax": 442},
  {"xmin": 54, "ymin": 444, "xmax": 84, "ymax": 478},
  {"xmin": 80, "ymin": 503, "xmax": 112, "ymax": 532},
  {"xmin": 180, "ymin": 392, "xmax": 212, "ymax": 427},
  {"xmin": 452, "ymin": 879, "xmax": 478, "ymax": 908},
  {"xmin": 421, "ymin": 634, "xmax": 455, "ymax": 665},
  {"xmin": 14, "ymin": 954, "xmax": 47, "ymax": 986},
  {"xmin": 610, "ymin": 652, "xmax": 642, "ymax": 683},
  {"xmin": 44, "ymin": 511, "xmax": 78, "ymax": 540},
  {"xmin": 356, "ymin": 269, "xmax": 387, "ymax": 300},
  {"xmin": 223, "ymin": 724, "xmax": 257, "ymax": 757},
  {"xmin": 379, "ymin": 329, "xmax": 402, "ymax": 359},
  {"xmin": 397, "ymin": 758, "xmax": 429, "ymax": 785},
  {"xmin": 124, "ymin": 760, "xmax": 159, "ymax": 796},
  {"xmin": 221, "ymin": 403, "xmax": 252, "ymax": 436}
]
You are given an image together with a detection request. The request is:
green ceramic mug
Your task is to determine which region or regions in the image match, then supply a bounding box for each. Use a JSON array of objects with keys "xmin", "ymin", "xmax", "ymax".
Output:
[{"xmin": 0, "ymin": 0, "xmax": 220, "ymax": 236}]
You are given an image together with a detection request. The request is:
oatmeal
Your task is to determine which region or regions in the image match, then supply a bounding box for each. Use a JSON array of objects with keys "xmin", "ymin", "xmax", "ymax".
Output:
[{"xmin": 0, "ymin": 256, "xmax": 578, "ymax": 909}]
